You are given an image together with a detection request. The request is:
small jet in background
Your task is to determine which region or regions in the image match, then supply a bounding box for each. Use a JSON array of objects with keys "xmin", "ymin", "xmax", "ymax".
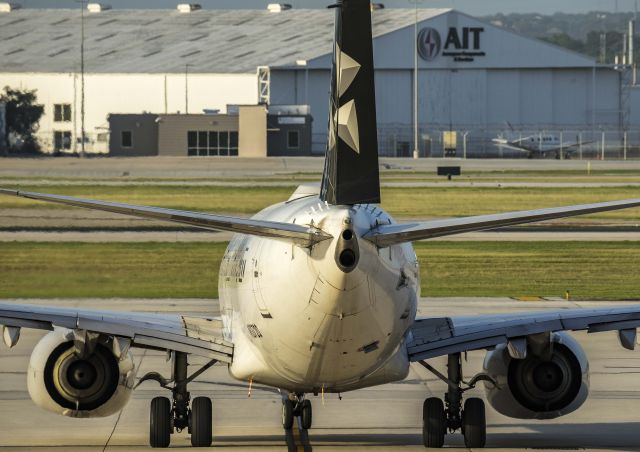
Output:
[{"xmin": 492, "ymin": 122, "xmax": 587, "ymax": 159}]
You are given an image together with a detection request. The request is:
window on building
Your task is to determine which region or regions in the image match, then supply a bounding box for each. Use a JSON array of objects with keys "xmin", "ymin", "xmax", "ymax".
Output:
[
  {"xmin": 53, "ymin": 131, "xmax": 72, "ymax": 151},
  {"xmin": 287, "ymin": 130, "xmax": 300, "ymax": 149},
  {"xmin": 208, "ymin": 131, "xmax": 219, "ymax": 156},
  {"xmin": 188, "ymin": 131, "xmax": 197, "ymax": 156},
  {"xmin": 219, "ymin": 132, "xmax": 229, "ymax": 156},
  {"xmin": 121, "ymin": 131, "xmax": 132, "ymax": 148},
  {"xmin": 229, "ymin": 131, "xmax": 238, "ymax": 156},
  {"xmin": 186, "ymin": 130, "xmax": 239, "ymax": 156},
  {"xmin": 198, "ymin": 131, "xmax": 208, "ymax": 156},
  {"xmin": 53, "ymin": 104, "xmax": 71, "ymax": 122}
]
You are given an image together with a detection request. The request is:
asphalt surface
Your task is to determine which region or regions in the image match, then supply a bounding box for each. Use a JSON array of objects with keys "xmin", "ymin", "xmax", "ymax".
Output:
[
  {"xmin": 2, "ymin": 156, "xmax": 640, "ymax": 178},
  {"xmin": 0, "ymin": 297, "xmax": 639, "ymax": 451},
  {"xmin": 5, "ymin": 179, "xmax": 640, "ymax": 188}
]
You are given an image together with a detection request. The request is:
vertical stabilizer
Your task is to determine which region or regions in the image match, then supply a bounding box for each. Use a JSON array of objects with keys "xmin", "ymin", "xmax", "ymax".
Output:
[{"xmin": 320, "ymin": 0, "xmax": 381, "ymax": 205}]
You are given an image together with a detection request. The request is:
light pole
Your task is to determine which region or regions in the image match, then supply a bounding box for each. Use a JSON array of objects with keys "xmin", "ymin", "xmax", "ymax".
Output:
[
  {"xmin": 409, "ymin": 0, "xmax": 425, "ymax": 159},
  {"xmin": 75, "ymin": 0, "xmax": 87, "ymax": 157},
  {"xmin": 185, "ymin": 64, "xmax": 193, "ymax": 114}
]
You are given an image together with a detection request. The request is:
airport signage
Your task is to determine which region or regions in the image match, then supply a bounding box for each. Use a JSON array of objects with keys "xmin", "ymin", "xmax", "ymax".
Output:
[{"xmin": 417, "ymin": 26, "xmax": 486, "ymax": 62}]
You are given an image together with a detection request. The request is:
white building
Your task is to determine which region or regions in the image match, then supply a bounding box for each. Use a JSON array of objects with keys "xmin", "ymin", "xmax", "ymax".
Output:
[{"xmin": 0, "ymin": 6, "xmax": 634, "ymax": 155}]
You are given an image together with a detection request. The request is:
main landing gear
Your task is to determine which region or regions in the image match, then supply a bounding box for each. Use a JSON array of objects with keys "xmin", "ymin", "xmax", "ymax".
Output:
[
  {"xmin": 282, "ymin": 393, "xmax": 313, "ymax": 430},
  {"xmin": 142, "ymin": 351, "xmax": 218, "ymax": 448},
  {"xmin": 419, "ymin": 353, "xmax": 495, "ymax": 449}
]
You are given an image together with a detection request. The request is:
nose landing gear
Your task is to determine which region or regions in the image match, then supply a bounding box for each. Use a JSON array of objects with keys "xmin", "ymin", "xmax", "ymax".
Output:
[
  {"xmin": 419, "ymin": 353, "xmax": 493, "ymax": 448},
  {"xmin": 282, "ymin": 393, "xmax": 313, "ymax": 430}
]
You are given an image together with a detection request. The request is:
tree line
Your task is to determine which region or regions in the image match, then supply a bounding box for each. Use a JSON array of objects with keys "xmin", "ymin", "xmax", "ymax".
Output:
[{"xmin": 483, "ymin": 11, "xmax": 640, "ymax": 64}]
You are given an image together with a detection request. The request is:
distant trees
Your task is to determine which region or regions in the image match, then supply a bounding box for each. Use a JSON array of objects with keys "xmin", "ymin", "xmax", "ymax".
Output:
[
  {"xmin": 542, "ymin": 31, "xmax": 636, "ymax": 63},
  {"xmin": 541, "ymin": 33, "xmax": 586, "ymax": 54},
  {"xmin": 0, "ymin": 86, "xmax": 44, "ymax": 154},
  {"xmin": 485, "ymin": 12, "xmax": 640, "ymax": 64}
]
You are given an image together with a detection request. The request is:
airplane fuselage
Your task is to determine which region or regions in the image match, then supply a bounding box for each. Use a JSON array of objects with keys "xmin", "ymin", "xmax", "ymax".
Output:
[{"xmin": 219, "ymin": 191, "xmax": 419, "ymax": 393}]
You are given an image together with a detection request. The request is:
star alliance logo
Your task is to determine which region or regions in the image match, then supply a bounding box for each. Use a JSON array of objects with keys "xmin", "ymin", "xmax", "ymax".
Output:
[{"xmin": 417, "ymin": 27, "xmax": 441, "ymax": 61}]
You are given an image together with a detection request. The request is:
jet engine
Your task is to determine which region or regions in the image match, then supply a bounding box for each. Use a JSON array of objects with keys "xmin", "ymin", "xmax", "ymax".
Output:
[
  {"xmin": 483, "ymin": 332, "xmax": 589, "ymax": 420},
  {"xmin": 27, "ymin": 328, "xmax": 136, "ymax": 418}
]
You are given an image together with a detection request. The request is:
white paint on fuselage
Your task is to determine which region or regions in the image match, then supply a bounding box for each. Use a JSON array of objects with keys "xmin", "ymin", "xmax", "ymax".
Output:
[{"xmin": 219, "ymin": 194, "xmax": 419, "ymax": 393}]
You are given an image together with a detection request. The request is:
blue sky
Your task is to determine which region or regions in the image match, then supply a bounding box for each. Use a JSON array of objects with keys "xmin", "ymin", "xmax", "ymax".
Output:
[{"xmin": 20, "ymin": 0, "xmax": 640, "ymax": 15}]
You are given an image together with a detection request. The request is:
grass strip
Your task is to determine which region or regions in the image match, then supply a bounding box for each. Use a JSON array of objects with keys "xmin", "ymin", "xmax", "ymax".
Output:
[
  {"xmin": 1, "ymin": 185, "xmax": 639, "ymax": 221},
  {"xmin": 0, "ymin": 241, "xmax": 638, "ymax": 300}
]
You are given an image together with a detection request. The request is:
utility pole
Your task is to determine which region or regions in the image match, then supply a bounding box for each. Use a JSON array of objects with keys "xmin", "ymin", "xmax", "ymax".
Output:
[
  {"xmin": 185, "ymin": 64, "xmax": 191, "ymax": 114},
  {"xmin": 410, "ymin": 0, "xmax": 424, "ymax": 159},
  {"xmin": 79, "ymin": 0, "xmax": 86, "ymax": 157},
  {"xmin": 600, "ymin": 32, "xmax": 607, "ymax": 64}
]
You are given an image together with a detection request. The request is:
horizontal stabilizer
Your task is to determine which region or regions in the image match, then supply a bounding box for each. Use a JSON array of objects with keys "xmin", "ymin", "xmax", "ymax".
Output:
[
  {"xmin": 364, "ymin": 198, "xmax": 640, "ymax": 247},
  {"xmin": 0, "ymin": 189, "xmax": 332, "ymax": 247}
]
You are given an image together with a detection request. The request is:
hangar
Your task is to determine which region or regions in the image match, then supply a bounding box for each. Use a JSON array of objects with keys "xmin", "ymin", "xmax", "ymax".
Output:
[{"xmin": 0, "ymin": 5, "xmax": 634, "ymax": 156}]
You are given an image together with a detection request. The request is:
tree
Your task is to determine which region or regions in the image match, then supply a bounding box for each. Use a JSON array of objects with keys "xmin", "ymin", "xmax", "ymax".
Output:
[
  {"xmin": 541, "ymin": 33, "xmax": 585, "ymax": 54},
  {"xmin": 0, "ymin": 86, "xmax": 44, "ymax": 154}
]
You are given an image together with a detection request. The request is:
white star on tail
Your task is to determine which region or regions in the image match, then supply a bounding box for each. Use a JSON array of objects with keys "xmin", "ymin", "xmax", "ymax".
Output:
[
  {"xmin": 337, "ymin": 45, "xmax": 361, "ymax": 97},
  {"xmin": 336, "ymin": 99, "xmax": 359, "ymax": 153}
]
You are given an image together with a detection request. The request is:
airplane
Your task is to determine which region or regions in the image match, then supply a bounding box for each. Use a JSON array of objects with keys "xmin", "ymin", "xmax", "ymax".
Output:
[
  {"xmin": 492, "ymin": 122, "xmax": 587, "ymax": 159},
  {"xmin": 1, "ymin": 0, "xmax": 640, "ymax": 449}
]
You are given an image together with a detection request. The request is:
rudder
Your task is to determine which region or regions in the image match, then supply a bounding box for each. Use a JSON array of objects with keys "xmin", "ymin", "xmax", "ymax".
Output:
[{"xmin": 320, "ymin": 0, "xmax": 381, "ymax": 206}]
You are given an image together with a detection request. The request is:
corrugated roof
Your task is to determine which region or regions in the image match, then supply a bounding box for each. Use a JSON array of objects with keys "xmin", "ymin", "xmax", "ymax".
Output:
[{"xmin": 0, "ymin": 8, "xmax": 450, "ymax": 74}]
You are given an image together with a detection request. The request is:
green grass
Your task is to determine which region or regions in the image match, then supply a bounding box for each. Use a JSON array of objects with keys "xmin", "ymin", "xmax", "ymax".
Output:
[
  {"xmin": 1, "ymin": 241, "xmax": 639, "ymax": 300},
  {"xmin": 2, "ymin": 185, "xmax": 640, "ymax": 222},
  {"xmin": 416, "ymin": 242, "xmax": 640, "ymax": 299},
  {"xmin": 0, "ymin": 186, "xmax": 293, "ymax": 214},
  {"xmin": 0, "ymin": 242, "xmax": 224, "ymax": 298}
]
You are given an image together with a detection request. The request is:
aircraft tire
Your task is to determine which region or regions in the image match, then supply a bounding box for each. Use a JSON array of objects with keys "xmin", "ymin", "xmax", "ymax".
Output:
[
  {"xmin": 282, "ymin": 399, "xmax": 294, "ymax": 430},
  {"xmin": 301, "ymin": 399, "xmax": 312, "ymax": 430},
  {"xmin": 190, "ymin": 397, "xmax": 213, "ymax": 447},
  {"xmin": 150, "ymin": 396, "xmax": 171, "ymax": 448},
  {"xmin": 422, "ymin": 397, "xmax": 445, "ymax": 448},
  {"xmin": 462, "ymin": 398, "xmax": 486, "ymax": 448}
]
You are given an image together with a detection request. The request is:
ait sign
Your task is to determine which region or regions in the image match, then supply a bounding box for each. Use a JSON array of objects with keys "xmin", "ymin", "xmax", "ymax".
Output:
[{"xmin": 418, "ymin": 27, "xmax": 486, "ymax": 62}]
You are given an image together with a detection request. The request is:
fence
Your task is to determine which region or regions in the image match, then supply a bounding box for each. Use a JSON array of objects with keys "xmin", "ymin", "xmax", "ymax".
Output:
[
  {"xmin": 314, "ymin": 126, "xmax": 640, "ymax": 160},
  {"xmin": 24, "ymin": 130, "xmax": 109, "ymax": 154}
]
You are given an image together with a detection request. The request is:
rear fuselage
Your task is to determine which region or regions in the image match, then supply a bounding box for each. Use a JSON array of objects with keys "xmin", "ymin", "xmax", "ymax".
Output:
[{"xmin": 219, "ymin": 193, "xmax": 419, "ymax": 393}]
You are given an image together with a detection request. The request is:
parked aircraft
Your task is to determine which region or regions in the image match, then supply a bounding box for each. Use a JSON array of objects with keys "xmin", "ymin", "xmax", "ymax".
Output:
[
  {"xmin": 492, "ymin": 123, "xmax": 586, "ymax": 159},
  {"xmin": 2, "ymin": 0, "xmax": 640, "ymax": 448}
]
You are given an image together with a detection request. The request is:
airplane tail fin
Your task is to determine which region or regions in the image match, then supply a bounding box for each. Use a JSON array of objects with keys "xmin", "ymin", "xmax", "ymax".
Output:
[{"xmin": 320, "ymin": 0, "xmax": 381, "ymax": 205}]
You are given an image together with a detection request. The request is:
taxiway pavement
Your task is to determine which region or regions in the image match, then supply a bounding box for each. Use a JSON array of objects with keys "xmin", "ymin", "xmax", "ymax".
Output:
[
  {"xmin": 0, "ymin": 297, "xmax": 639, "ymax": 451},
  {"xmin": 2, "ymin": 157, "xmax": 640, "ymax": 178}
]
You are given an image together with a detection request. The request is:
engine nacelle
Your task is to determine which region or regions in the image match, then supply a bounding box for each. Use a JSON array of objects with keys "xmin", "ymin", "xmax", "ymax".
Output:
[
  {"xmin": 27, "ymin": 328, "xmax": 136, "ymax": 418},
  {"xmin": 483, "ymin": 331, "xmax": 589, "ymax": 420}
]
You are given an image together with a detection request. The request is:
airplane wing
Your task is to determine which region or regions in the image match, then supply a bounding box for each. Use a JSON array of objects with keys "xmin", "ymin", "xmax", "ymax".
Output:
[
  {"xmin": 490, "ymin": 140, "xmax": 537, "ymax": 154},
  {"xmin": 363, "ymin": 199, "xmax": 640, "ymax": 247},
  {"xmin": 549, "ymin": 141, "xmax": 596, "ymax": 152},
  {"xmin": 408, "ymin": 305, "xmax": 640, "ymax": 361},
  {"xmin": 0, "ymin": 302, "xmax": 233, "ymax": 362},
  {"xmin": 0, "ymin": 189, "xmax": 332, "ymax": 247}
]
